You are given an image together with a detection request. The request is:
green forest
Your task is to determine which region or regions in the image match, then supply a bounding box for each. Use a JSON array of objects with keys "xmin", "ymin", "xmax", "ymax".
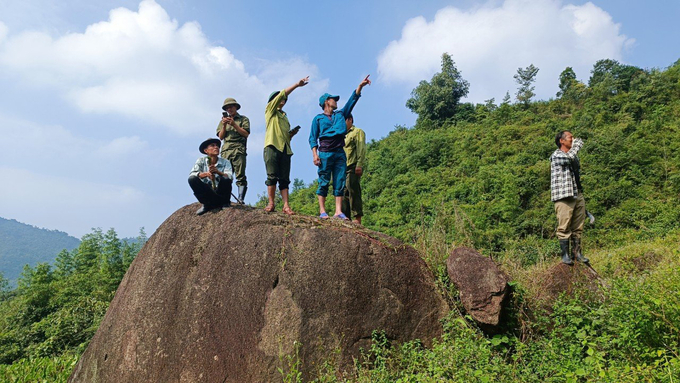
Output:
[
  {"xmin": 0, "ymin": 229, "xmax": 146, "ymax": 382},
  {"xmin": 2, "ymin": 55, "xmax": 680, "ymax": 381}
]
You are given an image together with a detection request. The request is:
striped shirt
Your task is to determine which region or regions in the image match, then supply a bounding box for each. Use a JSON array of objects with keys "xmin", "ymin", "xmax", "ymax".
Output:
[{"xmin": 550, "ymin": 138, "xmax": 583, "ymax": 202}]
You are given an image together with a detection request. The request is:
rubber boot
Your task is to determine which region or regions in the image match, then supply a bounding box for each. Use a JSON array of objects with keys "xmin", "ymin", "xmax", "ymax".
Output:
[
  {"xmin": 560, "ymin": 239, "xmax": 573, "ymax": 265},
  {"xmin": 238, "ymin": 185, "xmax": 247, "ymax": 204},
  {"xmin": 571, "ymin": 237, "xmax": 589, "ymax": 263}
]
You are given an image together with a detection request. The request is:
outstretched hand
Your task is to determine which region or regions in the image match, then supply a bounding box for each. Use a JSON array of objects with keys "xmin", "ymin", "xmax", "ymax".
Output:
[
  {"xmin": 285, "ymin": 76, "xmax": 310, "ymax": 97},
  {"xmin": 357, "ymin": 74, "xmax": 371, "ymax": 94}
]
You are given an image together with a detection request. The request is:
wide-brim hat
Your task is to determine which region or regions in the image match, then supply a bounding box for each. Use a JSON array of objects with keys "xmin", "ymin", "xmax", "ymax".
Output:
[
  {"xmin": 319, "ymin": 93, "xmax": 340, "ymax": 107},
  {"xmin": 222, "ymin": 97, "xmax": 241, "ymax": 110},
  {"xmin": 199, "ymin": 138, "xmax": 221, "ymax": 154}
]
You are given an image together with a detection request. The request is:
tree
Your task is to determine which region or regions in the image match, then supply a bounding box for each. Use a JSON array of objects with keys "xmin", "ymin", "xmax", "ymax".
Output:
[
  {"xmin": 54, "ymin": 249, "xmax": 75, "ymax": 278},
  {"xmin": 0, "ymin": 272, "xmax": 9, "ymax": 301},
  {"xmin": 557, "ymin": 67, "xmax": 577, "ymax": 98},
  {"xmin": 406, "ymin": 53, "xmax": 470, "ymax": 123},
  {"xmin": 501, "ymin": 91, "xmax": 511, "ymax": 105},
  {"xmin": 514, "ymin": 64, "xmax": 539, "ymax": 107},
  {"xmin": 292, "ymin": 178, "xmax": 305, "ymax": 192},
  {"xmin": 589, "ymin": 59, "xmax": 644, "ymax": 94}
]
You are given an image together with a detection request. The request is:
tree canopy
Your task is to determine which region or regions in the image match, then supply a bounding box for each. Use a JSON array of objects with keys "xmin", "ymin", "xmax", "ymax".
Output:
[{"xmin": 406, "ymin": 53, "xmax": 469, "ymax": 124}]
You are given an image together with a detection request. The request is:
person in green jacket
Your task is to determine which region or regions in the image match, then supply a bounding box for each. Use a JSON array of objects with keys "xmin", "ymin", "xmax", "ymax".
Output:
[
  {"xmin": 263, "ymin": 76, "xmax": 309, "ymax": 214},
  {"xmin": 217, "ymin": 97, "xmax": 250, "ymax": 203},
  {"xmin": 341, "ymin": 114, "xmax": 366, "ymax": 224}
]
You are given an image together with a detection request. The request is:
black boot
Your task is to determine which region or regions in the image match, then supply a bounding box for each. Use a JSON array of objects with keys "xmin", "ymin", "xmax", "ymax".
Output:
[
  {"xmin": 238, "ymin": 185, "xmax": 247, "ymax": 204},
  {"xmin": 571, "ymin": 237, "xmax": 589, "ymax": 263},
  {"xmin": 560, "ymin": 239, "xmax": 573, "ymax": 265}
]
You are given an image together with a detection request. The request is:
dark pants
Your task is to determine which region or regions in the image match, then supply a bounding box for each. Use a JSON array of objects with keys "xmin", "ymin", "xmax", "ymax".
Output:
[
  {"xmin": 188, "ymin": 175, "xmax": 232, "ymax": 208},
  {"xmin": 264, "ymin": 145, "xmax": 292, "ymax": 190},
  {"xmin": 341, "ymin": 164, "xmax": 363, "ymax": 219}
]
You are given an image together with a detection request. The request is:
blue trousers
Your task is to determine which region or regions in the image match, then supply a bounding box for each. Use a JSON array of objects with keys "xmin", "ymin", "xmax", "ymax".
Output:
[{"xmin": 316, "ymin": 151, "xmax": 347, "ymax": 197}]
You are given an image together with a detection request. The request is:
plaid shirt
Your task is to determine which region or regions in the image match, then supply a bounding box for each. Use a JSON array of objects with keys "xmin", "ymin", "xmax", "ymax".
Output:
[{"xmin": 550, "ymin": 138, "xmax": 583, "ymax": 201}]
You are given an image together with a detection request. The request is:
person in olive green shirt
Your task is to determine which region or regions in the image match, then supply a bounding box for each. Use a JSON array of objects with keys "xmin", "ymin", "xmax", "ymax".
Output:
[
  {"xmin": 263, "ymin": 76, "xmax": 309, "ymax": 214},
  {"xmin": 217, "ymin": 97, "xmax": 250, "ymax": 203},
  {"xmin": 341, "ymin": 114, "xmax": 366, "ymax": 224}
]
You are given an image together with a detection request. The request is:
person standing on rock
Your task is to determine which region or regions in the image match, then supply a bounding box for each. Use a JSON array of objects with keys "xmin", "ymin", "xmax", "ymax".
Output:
[
  {"xmin": 309, "ymin": 75, "xmax": 371, "ymax": 220},
  {"xmin": 189, "ymin": 138, "xmax": 233, "ymax": 215},
  {"xmin": 551, "ymin": 130, "xmax": 589, "ymax": 265},
  {"xmin": 341, "ymin": 114, "xmax": 366, "ymax": 224},
  {"xmin": 263, "ymin": 76, "xmax": 309, "ymax": 214},
  {"xmin": 217, "ymin": 97, "xmax": 250, "ymax": 204}
]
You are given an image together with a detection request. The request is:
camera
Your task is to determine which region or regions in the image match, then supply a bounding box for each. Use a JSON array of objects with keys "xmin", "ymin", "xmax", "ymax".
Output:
[{"xmin": 222, "ymin": 111, "xmax": 230, "ymax": 118}]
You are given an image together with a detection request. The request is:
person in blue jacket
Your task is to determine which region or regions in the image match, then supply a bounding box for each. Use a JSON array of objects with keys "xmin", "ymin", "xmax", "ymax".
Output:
[{"xmin": 309, "ymin": 75, "xmax": 371, "ymax": 219}]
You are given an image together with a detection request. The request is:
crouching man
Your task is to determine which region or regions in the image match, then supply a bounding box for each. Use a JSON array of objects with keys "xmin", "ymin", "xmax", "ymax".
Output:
[{"xmin": 189, "ymin": 138, "xmax": 233, "ymax": 215}]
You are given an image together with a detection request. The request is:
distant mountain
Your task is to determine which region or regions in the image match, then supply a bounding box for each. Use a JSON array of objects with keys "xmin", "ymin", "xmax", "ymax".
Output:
[{"xmin": 0, "ymin": 217, "xmax": 81, "ymax": 285}]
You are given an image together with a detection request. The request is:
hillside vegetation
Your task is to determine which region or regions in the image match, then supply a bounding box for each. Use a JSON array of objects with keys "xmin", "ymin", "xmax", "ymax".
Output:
[
  {"xmin": 272, "ymin": 57, "xmax": 680, "ymax": 381},
  {"xmin": 283, "ymin": 58, "xmax": 680, "ymax": 256},
  {"xmin": 0, "ymin": 229, "xmax": 145, "ymax": 382}
]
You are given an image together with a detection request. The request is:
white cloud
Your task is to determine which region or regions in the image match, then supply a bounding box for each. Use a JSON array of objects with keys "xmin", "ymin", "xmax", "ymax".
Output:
[
  {"xmin": 0, "ymin": 112, "xmax": 164, "ymax": 184},
  {"xmin": 0, "ymin": 0, "xmax": 325, "ymax": 134},
  {"xmin": 100, "ymin": 136, "xmax": 148, "ymax": 157},
  {"xmin": 377, "ymin": 0, "xmax": 634, "ymax": 102}
]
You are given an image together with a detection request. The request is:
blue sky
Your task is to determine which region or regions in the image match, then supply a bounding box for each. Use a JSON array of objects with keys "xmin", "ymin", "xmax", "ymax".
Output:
[{"xmin": 0, "ymin": 0, "xmax": 678, "ymax": 238}]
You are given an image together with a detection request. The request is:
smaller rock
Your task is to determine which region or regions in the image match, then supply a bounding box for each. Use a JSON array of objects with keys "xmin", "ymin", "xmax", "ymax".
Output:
[
  {"xmin": 533, "ymin": 262, "xmax": 602, "ymax": 312},
  {"xmin": 446, "ymin": 247, "xmax": 509, "ymax": 332}
]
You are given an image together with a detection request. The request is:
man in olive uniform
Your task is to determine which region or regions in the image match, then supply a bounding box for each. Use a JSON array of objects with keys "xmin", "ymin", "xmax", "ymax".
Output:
[
  {"xmin": 341, "ymin": 114, "xmax": 366, "ymax": 224},
  {"xmin": 217, "ymin": 97, "xmax": 250, "ymax": 203},
  {"xmin": 263, "ymin": 76, "xmax": 309, "ymax": 214}
]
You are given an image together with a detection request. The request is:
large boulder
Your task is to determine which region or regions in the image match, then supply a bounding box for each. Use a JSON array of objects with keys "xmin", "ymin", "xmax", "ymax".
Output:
[
  {"xmin": 69, "ymin": 205, "xmax": 449, "ymax": 383},
  {"xmin": 446, "ymin": 247, "xmax": 509, "ymax": 332}
]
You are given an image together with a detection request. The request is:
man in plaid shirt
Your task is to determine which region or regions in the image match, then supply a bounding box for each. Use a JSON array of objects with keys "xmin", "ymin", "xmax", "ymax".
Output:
[{"xmin": 551, "ymin": 131, "xmax": 589, "ymax": 265}]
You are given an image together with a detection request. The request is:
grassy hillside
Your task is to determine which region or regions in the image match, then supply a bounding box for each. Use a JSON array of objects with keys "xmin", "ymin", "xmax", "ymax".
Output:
[
  {"xmin": 0, "ymin": 218, "xmax": 81, "ymax": 285},
  {"xmin": 281, "ymin": 59, "xmax": 680, "ymax": 264},
  {"xmin": 266, "ymin": 59, "xmax": 680, "ymax": 381}
]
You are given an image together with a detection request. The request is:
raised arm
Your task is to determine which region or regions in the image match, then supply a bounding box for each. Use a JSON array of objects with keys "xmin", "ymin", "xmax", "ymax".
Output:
[
  {"xmin": 355, "ymin": 74, "xmax": 371, "ymax": 96},
  {"xmin": 340, "ymin": 75, "xmax": 371, "ymax": 117},
  {"xmin": 285, "ymin": 76, "xmax": 309, "ymax": 96},
  {"xmin": 552, "ymin": 138, "xmax": 584, "ymax": 166}
]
